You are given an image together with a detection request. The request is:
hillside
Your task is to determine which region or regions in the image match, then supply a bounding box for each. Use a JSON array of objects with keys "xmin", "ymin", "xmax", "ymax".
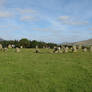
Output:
[
  {"xmin": 74, "ymin": 39, "xmax": 92, "ymax": 46},
  {"xmin": 0, "ymin": 38, "xmax": 4, "ymax": 41}
]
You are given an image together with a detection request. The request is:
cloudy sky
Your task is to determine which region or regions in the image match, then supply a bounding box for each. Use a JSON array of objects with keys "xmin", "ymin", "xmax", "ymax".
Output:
[{"xmin": 0, "ymin": 0, "xmax": 92, "ymax": 43}]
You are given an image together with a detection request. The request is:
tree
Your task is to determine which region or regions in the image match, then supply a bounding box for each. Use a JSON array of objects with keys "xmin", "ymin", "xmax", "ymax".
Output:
[{"xmin": 19, "ymin": 38, "xmax": 30, "ymax": 48}]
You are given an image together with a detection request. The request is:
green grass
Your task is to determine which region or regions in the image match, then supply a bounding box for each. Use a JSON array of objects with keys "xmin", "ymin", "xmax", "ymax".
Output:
[{"xmin": 0, "ymin": 49, "xmax": 92, "ymax": 92}]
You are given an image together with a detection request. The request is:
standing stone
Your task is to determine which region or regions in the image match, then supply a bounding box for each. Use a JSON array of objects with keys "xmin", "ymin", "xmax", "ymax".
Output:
[
  {"xmin": 36, "ymin": 45, "xmax": 38, "ymax": 49},
  {"xmin": 78, "ymin": 45, "xmax": 82, "ymax": 50},
  {"xmin": 90, "ymin": 46, "xmax": 92, "ymax": 52},
  {"xmin": 8, "ymin": 44, "xmax": 12, "ymax": 49},
  {"xmin": 72, "ymin": 46, "xmax": 77, "ymax": 52},
  {"xmin": 0, "ymin": 44, "xmax": 2, "ymax": 50},
  {"xmin": 16, "ymin": 48, "xmax": 20, "ymax": 52},
  {"xmin": 57, "ymin": 47, "xmax": 61, "ymax": 53},
  {"xmin": 60, "ymin": 49, "xmax": 63, "ymax": 53},
  {"xmin": 12, "ymin": 44, "xmax": 15, "ymax": 48},
  {"xmin": 20, "ymin": 46, "xmax": 23, "ymax": 49},
  {"xmin": 3, "ymin": 48, "xmax": 8, "ymax": 52},
  {"xmin": 35, "ymin": 45, "xmax": 40, "ymax": 53},
  {"xmin": 70, "ymin": 47, "xmax": 73, "ymax": 50},
  {"xmin": 43, "ymin": 46, "xmax": 45, "ymax": 49},
  {"xmin": 70, "ymin": 47, "xmax": 73, "ymax": 52},
  {"xmin": 83, "ymin": 48, "xmax": 87, "ymax": 52},
  {"xmin": 64, "ymin": 47, "xmax": 69, "ymax": 53},
  {"xmin": 53, "ymin": 47, "xmax": 58, "ymax": 53},
  {"xmin": 54, "ymin": 46, "xmax": 56, "ymax": 49},
  {"xmin": 61, "ymin": 46, "xmax": 65, "ymax": 53},
  {"xmin": 48, "ymin": 47, "xmax": 50, "ymax": 49}
]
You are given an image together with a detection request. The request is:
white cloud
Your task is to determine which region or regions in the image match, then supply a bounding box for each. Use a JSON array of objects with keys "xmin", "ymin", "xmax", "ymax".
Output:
[
  {"xmin": 33, "ymin": 28, "xmax": 51, "ymax": 32},
  {"xmin": 0, "ymin": 11, "xmax": 13, "ymax": 18},
  {"xmin": 16, "ymin": 8, "xmax": 36, "ymax": 14},
  {"xmin": 58, "ymin": 16, "xmax": 70, "ymax": 21},
  {"xmin": 32, "ymin": 27, "xmax": 61, "ymax": 33},
  {"xmin": 20, "ymin": 16, "xmax": 35, "ymax": 22},
  {"xmin": 58, "ymin": 16, "xmax": 88, "ymax": 25},
  {"xmin": 63, "ymin": 21, "xmax": 88, "ymax": 25},
  {"xmin": 16, "ymin": 8, "xmax": 38, "ymax": 22}
]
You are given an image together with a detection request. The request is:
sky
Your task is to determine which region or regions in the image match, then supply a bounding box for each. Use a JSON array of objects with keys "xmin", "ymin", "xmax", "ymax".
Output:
[{"xmin": 0, "ymin": 0, "xmax": 92, "ymax": 43}]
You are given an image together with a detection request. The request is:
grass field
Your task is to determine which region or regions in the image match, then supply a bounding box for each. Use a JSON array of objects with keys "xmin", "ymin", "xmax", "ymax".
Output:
[{"xmin": 0, "ymin": 49, "xmax": 92, "ymax": 92}]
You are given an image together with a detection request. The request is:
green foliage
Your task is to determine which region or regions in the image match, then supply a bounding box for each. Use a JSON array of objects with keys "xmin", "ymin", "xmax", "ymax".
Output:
[
  {"xmin": 19, "ymin": 38, "xmax": 30, "ymax": 48},
  {"xmin": 0, "ymin": 49, "xmax": 92, "ymax": 92},
  {"xmin": 0, "ymin": 38, "xmax": 57, "ymax": 48}
]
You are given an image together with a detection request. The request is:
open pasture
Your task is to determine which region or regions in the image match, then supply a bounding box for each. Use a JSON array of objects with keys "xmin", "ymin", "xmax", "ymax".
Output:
[{"xmin": 0, "ymin": 49, "xmax": 92, "ymax": 92}]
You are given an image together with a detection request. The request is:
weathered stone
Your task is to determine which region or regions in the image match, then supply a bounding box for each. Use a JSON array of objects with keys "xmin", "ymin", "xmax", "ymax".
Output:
[
  {"xmin": 53, "ymin": 47, "xmax": 58, "ymax": 53},
  {"xmin": 3, "ymin": 48, "xmax": 8, "ymax": 52},
  {"xmin": 20, "ymin": 46, "xmax": 23, "ymax": 49},
  {"xmin": 8, "ymin": 44, "xmax": 12, "ymax": 49},
  {"xmin": 36, "ymin": 45, "xmax": 38, "ymax": 49},
  {"xmin": 53, "ymin": 47, "xmax": 61, "ymax": 53},
  {"xmin": 90, "ymin": 46, "xmax": 92, "ymax": 52},
  {"xmin": 48, "ymin": 47, "xmax": 50, "ymax": 49},
  {"xmin": 54, "ymin": 46, "xmax": 56, "ymax": 49},
  {"xmin": 11, "ymin": 44, "xmax": 15, "ymax": 48},
  {"xmin": 16, "ymin": 48, "xmax": 20, "ymax": 52},
  {"xmin": 78, "ymin": 45, "xmax": 82, "ymax": 50},
  {"xmin": 83, "ymin": 48, "xmax": 87, "ymax": 52},
  {"xmin": 57, "ymin": 47, "xmax": 61, "ymax": 52},
  {"xmin": 72, "ymin": 46, "xmax": 77, "ymax": 52},
  {"xmin": 64, "ymin": 47, "xmax": 69, "ymax": 53},
  {"xmin": 43, "ymin": 46, "xmax": 45, "ymax": 49},
  {"xmin": 0, "ymin": 44, "xmax": 2, "ymax": 50}
]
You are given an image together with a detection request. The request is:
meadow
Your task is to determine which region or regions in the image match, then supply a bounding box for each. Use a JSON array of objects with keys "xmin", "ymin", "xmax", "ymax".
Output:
[{"xmin": 0, "ymin": 49, "xmax": 92, "ymax": 92}]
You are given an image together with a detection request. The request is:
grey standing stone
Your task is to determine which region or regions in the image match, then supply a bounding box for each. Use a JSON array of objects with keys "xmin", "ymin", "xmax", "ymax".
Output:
[
  {"xmin": 83, "ymin": 48, "xmax": 87, "ymax": 52},
  {"xmin": 90, "ymin": 46, "xmax": 92, "ymax": 52},
  {"xmin": 16, "ymin": 48, "xmax": 20, "ymax": 52}
]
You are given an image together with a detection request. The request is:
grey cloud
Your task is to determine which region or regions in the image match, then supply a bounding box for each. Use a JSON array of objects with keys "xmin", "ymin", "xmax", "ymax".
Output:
[
  {"xmin": 88, "ymin": 28, "xmax": 92, "ymax": 30},
  {"xmin": 0, "ymin": 0, "xmax": 5, "ymax": 7}
]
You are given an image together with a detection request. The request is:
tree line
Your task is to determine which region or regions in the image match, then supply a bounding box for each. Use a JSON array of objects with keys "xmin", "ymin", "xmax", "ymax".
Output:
[{"xmin": 0, "ymin": 38, "xmax": 57, "ymax": 48}]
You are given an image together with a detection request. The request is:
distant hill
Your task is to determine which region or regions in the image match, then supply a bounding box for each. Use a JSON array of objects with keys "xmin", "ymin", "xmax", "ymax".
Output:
[
  {"xmin": 73, "ymin": 39, "xmax": 92, "ymax": 46},
  {"xmin": 0, "ymin": 38, "xmax": 4, "ymax": 41}
]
